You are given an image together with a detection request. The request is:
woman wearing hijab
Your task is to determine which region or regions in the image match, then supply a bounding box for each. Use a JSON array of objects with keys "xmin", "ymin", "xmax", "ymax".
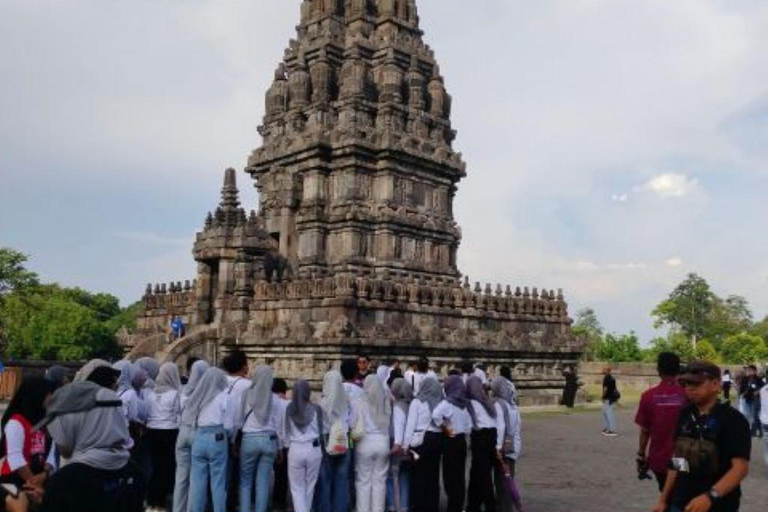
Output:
[
  {"xmin": 403, "ymin": 376, "xmax": 442, "ymax": 512},
  {"xmin": 317, "ymin": 370, "xmax": 352, "ymax": 512},
  {"xmin": 173, "ymin": 359, "xmax": 209, "ymax": 512},
  {"xmin": 44, "ymin": 366, "xmax": 70, "ymax": 390},
  {"xmin": 353, "ymin": 374, "xmax": 392, "ymax": 512},
  {"xmin": 283, "ymin": 380, "xmax": 323, "ymax": 512},
  {"xmin": 234, "ymin": 365, "xmax": 283, "ymax": 512},
  {"xmin": 186, "ymin": 367, "xmax": 229, "ymax": 512},
  {"xmin": 145, "ymin": 362, "xmax": 182, "ymax": 512},
  {"xmin": 113, "ymin": 361, "xmax": 142, "ymax": 424},
  {"xmin": 113, "ymin": 360, "xmax": 150, "ymax": 482},
  {"xmin": 386, "ymin": 378, "xmax": 413, "ymax": 512},
  {"xmin": 73, "ymin": 359, "xmax": 112, "ymax": 382},
  {"xmin": 136, "ymin": 357, "xmax": 161, "ymax": 389},
  {"xmin": 0, "ymin": 377, "xmax": 55, "ymax": 492},
  {"xmin": 466, "ymin": 376, "xmax": 504, "ymax": 512},
  {"xmin": 36, "ymin": 381, "xmax": 145, "ymax": 512},
  {"xmin": 432, "ymin": 375, "xmax": 472, "ymax": 512},
  {"xmin": 491, "ymin": 378, "xmax": 522, "ymax": 512}
]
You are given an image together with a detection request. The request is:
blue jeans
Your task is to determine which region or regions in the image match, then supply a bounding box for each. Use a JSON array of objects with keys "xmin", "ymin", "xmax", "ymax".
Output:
[
  {"xmin": 763, "ymin": 424, "xmax": 768, "ymax": 468},
  {"xmin": 239, "ymin": 432, "xmax": 279, "ymax": 512},
  {"xmin": 602, "ymin": 401, "xmax": 617, "ymax": 432},
  {"xmin": 173, "ymin": 425, "xmax": 194, "ymax": 512},
  {"xmin": 189, "ymin": 425, "xmax": 229, "ymax": 512},
  {"xmin": 385, "ymin": 456, "xmax": 410, "ymax": 512},
  {"xmin": 316, "ymin": 451, "xmax": 351, "ymax": 512}
]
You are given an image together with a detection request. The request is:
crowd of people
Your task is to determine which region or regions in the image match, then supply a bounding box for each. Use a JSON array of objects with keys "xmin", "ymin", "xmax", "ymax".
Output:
[{"xmin": 0, "ymin": 353, "xmax": 523, "ymax": 512}]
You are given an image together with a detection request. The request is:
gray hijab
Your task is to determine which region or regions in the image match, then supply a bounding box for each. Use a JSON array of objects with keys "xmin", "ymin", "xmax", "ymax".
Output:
[
  {"xmin": 244, "ymin": 365, "xmax": 273, "ymax": 424},
  {"xmin": 181, "ymin": 367, "xmax": 228, "ymax": 427},
  {"xmin": 320, "ymin": 371, "xmax": 348, "ymax": 423},
  {"xmin": 45, "ymin": 366, "xmax": 70, "ymax": 388},
  {"xmin": 136, "ymin": 357, "xmax": 160, "ymax": 388},
  {"xmin": 113, "ymin": 360, "xmax": 138, "ymax": 393},
  {"xmin": 154, "ymin": 363, "xmax": 182, "ymax": 394},
  {"xmin": 74, "ymin": 359, "xmax": 111, "ymax": 382},
  {"xmin": 41, "ymin": 381, "xmax": 130, "ymax": 471},
  {"xmin": 415, "ymin": 376, "xmax": 442, "ymax": 412},
  {"xmin": 390, "ymin": 377, "xmax": 413, "ymax": 416},
  {"xmin": 184, "ymin": 360, "xmax": 209, "ymax": 397},
  {"xmin": 363, "ymin": 374, "xmax": 391, "ymax": 431},
  {"xmin": 467, "ymin": 375, "xmax": 496, "ymax": 421},
  {"xmin": 286, "ymin": 380, "xmax": 317, "ymax": 432},
  {"xmin": 491, "ymin": 378, "xmax": 514, "ymax": 437}
]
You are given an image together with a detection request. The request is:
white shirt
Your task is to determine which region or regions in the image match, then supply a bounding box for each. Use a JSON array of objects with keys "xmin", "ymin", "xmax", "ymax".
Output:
[
  {"xmin": 759, "ymin": 385, "xmax": 768, "ymax": 425},
  {"xmin": 235, "ymin": 395, "xmax": 285, "ymax": 448},
  {"xmin": 498, "ymin": 401, "xmax": 522, "ymax": 460},
  {"xmin": 4, "ymin": 420, "xmax": 29, "ymax": 471},
  {"xmin": 146, "ymin": 390, "xmax": 181, "ymax": 430},
  {"xmin": 284, "ymin": 410, "xmax": 321, "ymax": 446},
  {"xmin": 196, "ymin": 391, "xmax": 228, "ymax": 428},
  {"xmin": 472, "ymin": 368, "xmax": 489, "ymax": 385},
  {"xmin": 352, "ymin": 401, "xmax": 390, "ymax": 436},
  {"xmin": 410, "ymin": 371, "xmax": 437, "ymax": 395},
  {"xmin": 470, "ymin": 400, "xmax": 505, "ymax": 451},
  {"xmin": 432, "ymin": 400, "xmax": 472, "ymax": 435},
  {"xmin": 391, "ymin": 405, "xmax": 409, "ymax": 446},
  {"xmin": 117, "ymin": 388, "xmax": 141, "ymax": 423},
  {"xmin": 403, "ymin": 399, "xmax": 440, "ymax": 448},
  {"xmin": 722, "ymin": 373, "xmax": 731, "ymax": 384},
  {"xmin": 224, "ymin": 376, "xmax": 252, "ymax": 436}
]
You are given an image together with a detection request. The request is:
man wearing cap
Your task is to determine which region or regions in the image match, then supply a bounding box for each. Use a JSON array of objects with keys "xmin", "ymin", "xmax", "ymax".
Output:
[{"xmin": 652, "ymin": 361, "xmax": 751, "ymax": 512}]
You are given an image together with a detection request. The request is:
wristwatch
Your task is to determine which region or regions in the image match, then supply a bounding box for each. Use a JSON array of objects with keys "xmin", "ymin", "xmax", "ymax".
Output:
[{"xmin": 706, "ymin": 489, "xmax": 721, "ymax": 501}]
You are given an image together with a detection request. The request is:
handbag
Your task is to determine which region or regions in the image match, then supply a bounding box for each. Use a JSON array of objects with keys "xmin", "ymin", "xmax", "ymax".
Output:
[
  {"xmin": 351, "ymin": 408, "xmax": 366, "ymax": 443},
  {"xmin": 326, "ymin": 419, "xmax": 349, "ymax": 456}
]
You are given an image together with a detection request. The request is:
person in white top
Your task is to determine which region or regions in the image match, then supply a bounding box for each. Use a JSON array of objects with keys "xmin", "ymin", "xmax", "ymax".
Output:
[
  {"xmin": 187, "ymin": 367, "xmax": 230, "ymax": 512},
  {"xmin": 173, "ymin": 359, "xmax": 209, "ymax": 512},
  {"xmin": 223, "ymin": 351, "xmax": 252, "ymax": 510},
  {"xmin": 112, "ymin": 361, "xmax": 143, "ymax": 425},
  {"xmin": 271, "ymin": 378, "xmax": 291, "ymax": 512},
  {"xmin": 465, "ymin": 376, "xmax": 504, "ymax": 512},
  {"xmin": 433, "ymin": 375, "xmax": 472, "ymax": 512},
  {"xmin": 491, "ymin": 377, "xmax": 522, "ymax": 512},
  {"xmin": 386, "ymin": 378, "xmax": 413, "ymax": 512},
  {"xmin": 353, "ymin": 375, "xmax": 392, "ymax": 512},
  {"xmin": 234, "ymin": 365, "xmax": 284, "ymax": 512},
  {"xmin": 410, "ymin": 357, "xmax": 438, "ymax": 396},
  {"xmin": 404, "ymin": 376, "xmax": 443, "ymax": 512},
  {"xmin": 284, "ymin": 380, "xmax": 324, "ymax": 512},
  {"xmin": 760, "ymin": 380, "xmax": 768, "ymax": 468},
  {"xmin": 145, "ymin": 362, "xmax": 182, "ymax": 512},
  {"xmin": 316, "ymin": 370, "xmax": 353, "ymax": 512}
]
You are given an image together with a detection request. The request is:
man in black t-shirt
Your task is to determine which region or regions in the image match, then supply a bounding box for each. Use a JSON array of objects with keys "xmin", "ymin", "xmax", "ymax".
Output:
[
  {"xmin": 652, "ymin": 361, "xmax": 751, "ymax": 512},
  {"xmin": 601, "ymin": 367, "xmax": 619, "ymax": 436},
  {"xmin": 738, "ymin": 365, "xmax": 764, "ymax": 437}
]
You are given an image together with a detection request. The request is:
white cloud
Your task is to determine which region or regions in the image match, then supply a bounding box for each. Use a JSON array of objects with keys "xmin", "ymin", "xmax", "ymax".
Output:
[
  {"xmin": 640, "ymin": 173, "xmax": 701, "ymax": 198},
  {"xmin": 611, "ymin": 193, "xmax": 628, "ymax": 203},
  {"xmin": 666, "ymin": 257, "xmax": 684, "ymax": 268}
]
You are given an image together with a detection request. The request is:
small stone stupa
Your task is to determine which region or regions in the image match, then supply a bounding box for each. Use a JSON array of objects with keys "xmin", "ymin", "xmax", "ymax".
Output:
[{"xmin": 127, "ymin": 0, "xmax": 585, "ymax": 404}]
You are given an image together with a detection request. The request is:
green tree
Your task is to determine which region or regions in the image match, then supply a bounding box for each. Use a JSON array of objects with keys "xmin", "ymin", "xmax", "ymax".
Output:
[
  {"xmin": 653, "ymin": 273, "xmax": 716, "ymax": 347},
  {"xmin": 720, "ymin": 333, "xmax": 768, "ymax": 364},
  {"xmin": 593, "ymin": 332, "xmax": 643, "ymax": 362},
  {"xmin": 573, "ymin": 308, "xmax": 604, "ymax": 361},
  {"xmin": 694, "ymin": 339, "xmax": 721, "ymax": 363},
  {"xmin": 0, "ymin": 248, "xmax": 39, "ymax": 297},
  {"xmin": 646, "ymin": 332, "xmax": 695, "ymax": 362}
]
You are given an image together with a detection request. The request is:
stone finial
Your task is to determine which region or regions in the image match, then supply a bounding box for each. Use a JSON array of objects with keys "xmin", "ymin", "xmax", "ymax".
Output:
[
  {"xmin": 474, "ymin": 281, "xmax": 481, "ymax": 293},
  {"xmin": 495, "ymin": 284, "xmax": 503, "ymax": 296},
  {"xmin": 557, "ymin": 288, "xmax": 564, "ymax": 301},
  {"xmin": 145, "ymin": 283, "xmax": 153, "ymax": 296},
  {"xmin": 205, "ymin": 212, "xmax": 213, "ymax": 228},
  {"xmin": 184, "ymin": 280, "xmax": 191, "ymax": 291},
  {"xmin": 160, "ymin": 283, "xmax": 167, "ymax": 294},
  {"xmin": 484, "ymin": 283, "xmax": 492, "ymax": 296},
  {"xmin": 505, "ymin": 285, "xmax": 512, "ymax": 297},
  {"xmin": 220, "ymin": 168, "xmax": 241, "ymax": 211},
  {"xmin": 523, "ymin": 286, "xmax": 530, "ymax": 298},
  {"xmin": 462, "ymin": 276, "xmax": 470, "ymax": 289},
  {"xmin": 176, "ymin": 281, "xmax": 183, "ymax": 292},
  {"xmin": 532, "ymin": 287, "xmax": 539, "ymax": 299},
  {"xmin": 154, "ymin": 284, "xmax": 161, "ymax": 294}
]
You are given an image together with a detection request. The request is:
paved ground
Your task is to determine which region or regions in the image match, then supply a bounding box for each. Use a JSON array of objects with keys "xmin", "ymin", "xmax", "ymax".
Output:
[{"xmin": 516, "ymin": 405, "xmax": 767, "ymax": 512}]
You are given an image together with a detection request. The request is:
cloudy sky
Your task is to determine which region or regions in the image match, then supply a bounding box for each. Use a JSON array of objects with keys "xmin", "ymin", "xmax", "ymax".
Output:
[{"xmin": 1, "ymin": 0, "xmax": 767, "ymax": 342}]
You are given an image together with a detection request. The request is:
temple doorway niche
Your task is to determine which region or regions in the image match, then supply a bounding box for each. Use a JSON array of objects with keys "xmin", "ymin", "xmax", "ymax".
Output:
[{"xmin": 206, "ymin": 260, "xmax": 219, "ymax": 324}]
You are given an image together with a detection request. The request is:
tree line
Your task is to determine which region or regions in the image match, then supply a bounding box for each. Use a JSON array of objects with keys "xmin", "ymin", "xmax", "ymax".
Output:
[
  {"xmin": 0, "ymin": 247, "xmax": 140, "ymax": 361},
  {"xmin": 576, "ymin": 273, "xmax": 768, "ymax": 364}
]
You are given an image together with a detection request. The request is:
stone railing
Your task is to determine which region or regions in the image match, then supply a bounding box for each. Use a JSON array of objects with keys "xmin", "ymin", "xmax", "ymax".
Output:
[
  {"xmin": 142, "ymin": 281, "xmax": 196, "ymax": 311},
  {"xmin": 254, "ymin": 274, "xmax": 570, "ymax": 323}
]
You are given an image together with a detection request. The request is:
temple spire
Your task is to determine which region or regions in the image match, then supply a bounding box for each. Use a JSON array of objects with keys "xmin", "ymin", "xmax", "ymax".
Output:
[{"xmin": 220, "ymin": 167, "xmax": 240, "ymax": 212}]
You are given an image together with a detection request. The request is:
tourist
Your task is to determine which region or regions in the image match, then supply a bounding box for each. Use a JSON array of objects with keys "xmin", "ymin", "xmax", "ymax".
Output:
[
  {"xmin": 460, "ymin": 362, "xmax": 475, "ymax": 384},
  {"xmin": 145, "ymin": 362, "xmax": 182, "ymax": 512},
  {"xmin": 114, "ymin": 360, "xmax": 151, "ymax": 481},
  {"xmin": 86, "ymin": 365, "xmax": 122, "ymax": 391},
  {"xmin": 760, "ymin": 377, "xmax": 768, "ymax": 471},
  {"xmin": 473, "ymin": 364, "xmax": 489, "ymax": 386},
  {"xmin": 136, "ymin": 357, "xmax": 161, "ymax": 390},
  {"xmin": 356, "ymin": 355, "xmax": 372, "ymax": 386},
  {"xmin": 738, "ymin": 365, "xmax": 764, "ymax": 438},
  {"xmin": 234, "ymin": 365, "xmax": 283, "ymax": 512},
  {"xmin": 634, "ymin": 352, "xmax": 687, "ymax": 491},
  {"xmin": 499, "ymin": 366, "xmax": 519, "ymax": 405},
  {"xmin": 112, "ymin": 361, "xmax": 143, "ymax": 424},
  {"xmin": 561, "ymin": 367, "xmax": 578, "ymax": 408},
  {"xmin": 376, "ymin": 364, "xmax": 392, "ymax": 389},
  {"xmin": 601, "ymin": 366, "xmax": 619, "ymax": 436},
  {"xmin": 221, "ymin": 350, "xmax": 252, "ymax": 511},
  {"xmin": 432, "ymin": 375, "xmax": 471, "ymax": 512},
  {"xmin": 44, "ymin": 366, "xmax": 70, "ymax": 390},
  {"xmin": 187, "ymin": 367, "xmax": 230, "ymax": 512},
  {"xmin": 317, "ymin": 371, "xmax": 352, "ymax": 512},
  {"xmin": 354, "ymin": 375, "xmax": 392, "ymax": 512},
  {"xmin": 491, "ymin": 377, "xmax": 522, "ymax": 512},
  {"xmin": 173, "ymin": 359, "xmax": 209, "ymax": 512},
  {"xmin": 466, "ymin": 376, "xmax": 503, "ymax": 512},
  {"xmin": 386, "ymin": 378, "xmax": 413, "ymax": 512},
  {"xmin": 404, "ymin": 376, "xmax": 442, "ymax": 512},
  {"xmin": 0, "ymin": 377, "xmax": 55, "ymax": 492},
  {"xmin": 284, "ymin": 380, "xmax": 323, "ymax": 512},
  {"xmin": 722, "ymin": 369, "xmax": 733, "ymax": 402},
  {"xmin": 170, "ymin": 316, "xmax": 185, "ymax": 341},
  {"xmin": 341, "ymin": 358, "xmax": 364, "ymax": 510},
  {"xmin": 271, "ymin": 378, "xmax": 290, "ymax": 512},
  {"xmin": 36, "ymin": 381, "xmax": 145, "ymax": 512},
  {"xmin": 73, "ymin": 359, "xmax": 112, "ymax": 382},
  {"xmin": 652, "ymin": 361, "xmax": 751, "ymax": 512},
  {"xmin": 410, "ymin": 357, "xmax": 437, "ymax": 395},
  {"xmin": 182, "ymin": 356, "xmax": 201, "ymax": 385}
]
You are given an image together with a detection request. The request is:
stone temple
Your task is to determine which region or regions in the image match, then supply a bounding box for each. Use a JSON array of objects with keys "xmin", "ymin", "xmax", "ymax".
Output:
[{"xmin": 125, "ymin": 0, "xmax": 585, "ymax": 404}]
